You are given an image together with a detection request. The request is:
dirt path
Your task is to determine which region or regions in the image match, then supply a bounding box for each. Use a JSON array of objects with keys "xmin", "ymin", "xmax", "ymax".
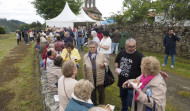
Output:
[
  {"xmin": 79, "ymin": 52, "xmax": 190, "ymax": 111},
  {"xmin": 0, "ymin": 41, "xmax": 30, "ymax": 110},
  {"xmin": 165, "ymin": 71, "xmax": 190, "ymax": 111}
]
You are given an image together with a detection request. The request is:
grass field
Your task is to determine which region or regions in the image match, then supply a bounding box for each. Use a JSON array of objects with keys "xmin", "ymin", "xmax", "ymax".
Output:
[
  {"xmin": 0, "ymin": 37, "xmax": 43, "ymax": 111},
  {"xmin": 0, "ymin": 33, "xmax": 17, "ymax": 61}
]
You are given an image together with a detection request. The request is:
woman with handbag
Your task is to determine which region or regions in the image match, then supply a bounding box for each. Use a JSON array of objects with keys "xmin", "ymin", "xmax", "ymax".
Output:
[
  {"xmin": 83, "ymin": 41, "xmax": 108, "ymax": 105},
  {"xmin": 122, "ymin": 56, "xmax": 167, "ymax": 111},
  {"xmin": 58, "ymin": 60, "xmax": 78, "ymax": 111}
]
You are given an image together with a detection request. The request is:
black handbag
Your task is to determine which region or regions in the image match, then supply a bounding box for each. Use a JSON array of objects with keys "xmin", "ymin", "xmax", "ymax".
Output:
[{"xmin": 104, "ymin": 66, "xmax": 115, "ymax": 87}]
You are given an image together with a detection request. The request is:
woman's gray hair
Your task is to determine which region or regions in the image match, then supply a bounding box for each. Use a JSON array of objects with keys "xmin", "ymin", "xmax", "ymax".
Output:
[
  {"xmin": 74, "ymin": 79, "xmax": 94, "ymax": 101},
  {"xmin": 88, "ymin": 41, "xmax": 98, "ymax": 48},
  {"xmin": 91, "ymin": 31, "xmax": 97, "ymax": 37},
  {"xmin": 48, "ymin": 43, "xmax": 55, "ymax": 48},
  {"xmin": 125, "ymin": 38, "xmax": 136, "ymax": 45}
]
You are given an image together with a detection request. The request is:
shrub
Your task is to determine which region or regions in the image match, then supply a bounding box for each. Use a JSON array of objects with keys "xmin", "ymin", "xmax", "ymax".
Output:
[{"xmin": 0, "ymin": 25, "xmax": 6, "ymax": 34}]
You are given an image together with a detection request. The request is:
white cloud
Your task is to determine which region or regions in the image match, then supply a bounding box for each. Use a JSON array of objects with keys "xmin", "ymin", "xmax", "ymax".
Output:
[
  {"xmin": 0, "ymin": 0, "xmax": 124, "ymax": 23},
  {"xmin": 0, "ymin": 0, "xmax": 44, "ymax": 24}
]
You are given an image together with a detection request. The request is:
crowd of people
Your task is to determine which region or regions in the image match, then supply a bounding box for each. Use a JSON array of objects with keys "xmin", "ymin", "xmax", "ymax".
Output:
[{"xmin": 15, "ymin": 24, "xmax": 178, "ymax": 111}]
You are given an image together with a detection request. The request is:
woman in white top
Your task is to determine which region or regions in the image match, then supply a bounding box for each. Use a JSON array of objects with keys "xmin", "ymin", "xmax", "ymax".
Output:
[
  {"xmin": 91, "ymin": 31, "xmax": 100, "ymax": 44},
  {"xmin": 98, "ymin": 30, "xmax": 112, "ymax": 59}
]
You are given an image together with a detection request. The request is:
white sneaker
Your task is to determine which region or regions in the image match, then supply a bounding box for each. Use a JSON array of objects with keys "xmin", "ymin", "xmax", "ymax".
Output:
[
  {"xmin": 161, "ymin": 64, "xmax": 166, "ymax": 66},
  {"xmin": 171, "ymin": 65, "xmax": 174, "ymax": 69},
  {"xmin": 26, "ymin": 44, "xmax": 29, "ymax": 45}
]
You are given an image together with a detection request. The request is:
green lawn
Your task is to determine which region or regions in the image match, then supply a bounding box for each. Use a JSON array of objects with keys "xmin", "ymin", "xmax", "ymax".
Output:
[
  {"xmin": 0, "ymin": 43, "xmax": 43, "ymax": 111},
  {"xmin": 0, "ymin": 33, "xmax": 17, "ymax": 61}
]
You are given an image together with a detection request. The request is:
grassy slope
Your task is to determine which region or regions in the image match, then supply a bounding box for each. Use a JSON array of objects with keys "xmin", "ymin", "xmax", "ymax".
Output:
[
  {"xmin": 0, "ymin": 33, "xmax": 17, "ymax": 61},
  {"xmin": 0, "ymin": 42, "xmax": 43, "ymax": 110}
]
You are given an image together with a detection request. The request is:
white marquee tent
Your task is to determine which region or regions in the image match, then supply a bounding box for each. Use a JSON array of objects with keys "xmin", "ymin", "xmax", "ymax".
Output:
[
  {"xmin": 46, "ymin": 2, "xmax": 96, "ymax": 28},
  {"xmin": 76, "ymin": 8, "xmax": 96, "ymax": 22},
  {"xmin": 46, "ymin": 2, "xmax": 82, "ymax": 27}
]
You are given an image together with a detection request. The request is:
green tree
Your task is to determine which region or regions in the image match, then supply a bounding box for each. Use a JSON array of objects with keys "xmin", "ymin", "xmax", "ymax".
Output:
[
  {"xmin": 32, "ymin": 0, "xmax": 83, "ymax": 20},
  {"xmin": 0, "ymin": 25, "xmax": 6, "ymax": 34},
  {"xmin": 113, "ymin": 0, "xmax": 190, "ymax": 24}
]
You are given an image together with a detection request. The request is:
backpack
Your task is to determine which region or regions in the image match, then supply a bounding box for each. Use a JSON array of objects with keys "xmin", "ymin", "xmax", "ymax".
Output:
[{"xmin": 78, "ymin": 30, "xmax": 82, "ymax": 37}]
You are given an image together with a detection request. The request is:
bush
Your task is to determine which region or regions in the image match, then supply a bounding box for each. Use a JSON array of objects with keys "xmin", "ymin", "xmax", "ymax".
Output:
[{"xmin": 0, "ymin": 25, "xmax": 6, "ymax": 34}]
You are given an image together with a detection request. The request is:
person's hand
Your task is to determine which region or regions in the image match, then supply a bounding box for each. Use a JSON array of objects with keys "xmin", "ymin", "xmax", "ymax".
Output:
[
  {"xmin": 114, "ymin": 68, "xmax": 119, "ymax": 75},
  {"xmin": 100, "ymin": 63, "xmax": 105, "ymax": 68},
  {"xmin": 65, "ymin": 52, "xmax": 69, "ymax": 58},
  {"xmin": 160, "ymin": 71, "xmax": 168, "ymax": 80},
  {"xmin": 122, "ymin": 80, "xmax": 131, "ymax": 88},
  {"xmin": 131, "ymin": 83, "xmax": 142, "ymax": 94}
]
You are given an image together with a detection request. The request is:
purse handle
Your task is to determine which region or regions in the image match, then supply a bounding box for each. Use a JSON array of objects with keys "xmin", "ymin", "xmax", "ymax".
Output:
[{"xmin": 63, "ymin": 77, "xmax": 70, "ymax": 100}]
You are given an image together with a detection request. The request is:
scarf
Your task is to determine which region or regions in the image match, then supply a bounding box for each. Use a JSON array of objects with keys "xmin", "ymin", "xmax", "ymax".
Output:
[
  {"xmin": 135, "ymin": 73, "xmax": 156, "ymax": 101},
  {"xmin": 88, "ymin": 50, "xmax": 97, "ymax": 60}
]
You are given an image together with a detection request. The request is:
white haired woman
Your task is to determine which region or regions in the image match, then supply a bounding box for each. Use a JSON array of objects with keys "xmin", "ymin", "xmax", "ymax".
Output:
[
  {"xmin": 83, "ymin": 41, "xmax": 108, "ymax": 105},
  {"xmin": 58, "ymin": 60, "xmax": 78, "ymax": 111},
  {"xmin": 65, "ymin": 79, "xmax": 94, "ymax": 111},
  {"xmin": 122, "ymin": 56, "xmax": 167, "ymax": 111},
  {"xmin": 91, "ymin": 31, "xmax": 100, "ymax": 44}
]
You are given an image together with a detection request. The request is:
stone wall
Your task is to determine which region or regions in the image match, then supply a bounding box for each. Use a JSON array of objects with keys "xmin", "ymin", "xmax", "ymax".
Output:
[
  {"xmin": 39, "ymin": 55, "xmax": 59, "ymax": 111},
  {"xmin": 119, "ymin": 24, "xmax": 190, "ymax": 58}
]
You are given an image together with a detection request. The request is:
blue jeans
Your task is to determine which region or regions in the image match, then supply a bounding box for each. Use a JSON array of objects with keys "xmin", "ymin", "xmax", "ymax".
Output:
[
  {"xmin": 120, "ymin": 87, "xmax": 133, "ymax": 111},
  {"xmin": 164, "ymin": 54, "xmax": 175, "ymax": 65},
  {"xmin": 112, "ymin": 43, "xmax": 119, "ymax": 54},
  {"xmin": 77, "ymin": 37, "xmax": 83, "ymax": 51}
]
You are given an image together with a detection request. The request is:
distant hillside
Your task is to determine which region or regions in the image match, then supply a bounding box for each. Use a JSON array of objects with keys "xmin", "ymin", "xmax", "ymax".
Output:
[{"xmin": 0, "ymin": 18, "xmax": 26, "ymax": 33}]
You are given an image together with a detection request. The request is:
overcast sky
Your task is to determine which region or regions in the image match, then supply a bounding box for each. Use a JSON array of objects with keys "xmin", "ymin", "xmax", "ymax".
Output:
[{"xmin": 0, "ymin": 0, "xmax": 124, "ymax": 24}]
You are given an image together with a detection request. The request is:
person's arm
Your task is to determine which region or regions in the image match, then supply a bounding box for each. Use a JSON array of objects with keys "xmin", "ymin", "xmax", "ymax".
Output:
[
  {"xmin": 100, "ymin": 54, "xmax": 108, "ymax": 68},
  {"xmin": 61, "ymin": 49, "xmax": 67, "ymax": 61},
  {"xmin": 163, "ymin": 35, "xmax": 167, "ymax": 47},
  {"xmin": 173, "ymin": 33, "xmax": 180, "ymax": 41},
  {"xmin": 82, "ymin": 55, "xmax": 87, "ymax": 79},
  {"xmin": 74, "ymin": 49, "xmax": 81, "ymax": 62},
  {"xmin": 136, "ymin": 83, "xmax": 167, "ymax": 109},
  {"xmin": 99, "ymin": 44, "xmax": 110, "ymax": 50}
]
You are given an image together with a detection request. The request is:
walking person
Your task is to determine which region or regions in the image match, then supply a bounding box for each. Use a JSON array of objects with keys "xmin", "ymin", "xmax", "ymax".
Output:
[
  {"xmin": 76, "ymin": 26, "xmax": 83, "ymax": 51},
  {"xmin": 18, "ymin": 30, "xmax": 21, "ymax": 42},
  {"xmin": 24, "ymin": 31, "xmax": 29, "ymax": 45},
  {"xmin": 111, "ymin": 28, "xmax": 121, "ymax": 55},
  {"xmin": 83, "ymin": 41, "xmax": 108, "ymax": 106},
  {"xmin": 162, "ymin": 28, "xmax": 180, "ymax": 69},
  {"xmin": 115, "ymin": 38, "xmax": 144, "ymax": 111},
  {"xmin": 16, "ymin": 31, "xmax": 20, "ymax": 45}
]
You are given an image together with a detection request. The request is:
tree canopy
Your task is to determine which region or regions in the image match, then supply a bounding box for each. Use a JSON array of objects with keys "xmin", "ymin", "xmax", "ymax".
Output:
[
  {"xmin": 111, "ymin": 0, "xmax": 190, "ymax": 24},
  {"xmin": 32, "ymin": 0, "xmax": 83, "ymax": 20}
]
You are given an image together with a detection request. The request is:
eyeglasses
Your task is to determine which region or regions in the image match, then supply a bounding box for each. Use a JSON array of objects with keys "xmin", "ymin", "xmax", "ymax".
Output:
[{"xmin": 127, "ymin": 45, "xmax": 136, "ymax": 49}]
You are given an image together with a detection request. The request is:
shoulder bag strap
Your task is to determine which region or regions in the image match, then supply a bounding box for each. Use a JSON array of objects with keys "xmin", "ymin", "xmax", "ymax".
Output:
[
  {"xmin": 63, "ymin": 77, "xmax": 70, "ymax": 100},
  {"xmin": 153, "ymin": 100, "xmax": 156, "ymax": 111}
]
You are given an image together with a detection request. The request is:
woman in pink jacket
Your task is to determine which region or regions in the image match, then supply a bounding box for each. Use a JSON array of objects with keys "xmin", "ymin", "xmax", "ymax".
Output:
[{"xmin": 122, "ymin": 56, "xmax": 167, "ymax": 111}]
